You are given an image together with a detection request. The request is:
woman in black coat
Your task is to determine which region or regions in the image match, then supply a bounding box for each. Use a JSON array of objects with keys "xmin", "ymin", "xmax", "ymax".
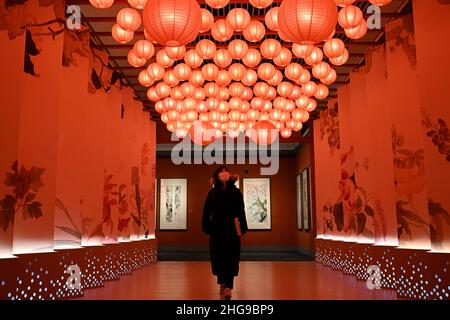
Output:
[{"xmin": 202, "ymin": 165, "xmax": 248, "ymax": 300}]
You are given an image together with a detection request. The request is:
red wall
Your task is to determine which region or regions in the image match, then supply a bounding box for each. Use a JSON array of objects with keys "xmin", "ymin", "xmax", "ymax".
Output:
[{"xmin": 156, "ymin": 156, "xmax": 303, "ymax": 248}]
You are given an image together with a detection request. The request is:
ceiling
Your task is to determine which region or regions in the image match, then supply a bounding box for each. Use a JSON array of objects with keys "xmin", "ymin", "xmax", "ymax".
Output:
[{"xmin": 68, "ymin": 0, "xmax": 412, "ymax": 127}]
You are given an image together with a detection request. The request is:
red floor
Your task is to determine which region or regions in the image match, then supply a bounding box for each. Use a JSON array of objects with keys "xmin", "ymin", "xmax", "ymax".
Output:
[{"xmin": 77, "ymin": 261, "xmax": 398, "ymax": 300}]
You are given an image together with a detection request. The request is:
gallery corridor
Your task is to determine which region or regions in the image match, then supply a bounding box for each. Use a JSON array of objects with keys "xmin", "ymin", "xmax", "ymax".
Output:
[{"xmin": 0, "ymin": 0, "xmax": 449, "ymax": 304}]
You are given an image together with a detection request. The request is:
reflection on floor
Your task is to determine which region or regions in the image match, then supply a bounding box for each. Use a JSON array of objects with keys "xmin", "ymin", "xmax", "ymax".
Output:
[{"xmin": 77, "ymin": 261, "xmax": 398, "ymax": 300}]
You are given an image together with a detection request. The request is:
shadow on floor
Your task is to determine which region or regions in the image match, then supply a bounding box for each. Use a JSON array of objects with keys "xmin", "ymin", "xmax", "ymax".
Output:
[{"xmin": 157, "ymin": 246, "xmax": 314, "ymax": 261}]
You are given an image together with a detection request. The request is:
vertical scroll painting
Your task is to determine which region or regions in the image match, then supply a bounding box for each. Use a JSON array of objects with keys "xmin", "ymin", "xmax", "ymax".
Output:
[
  {"xmin": 301, "ymin": 168, "xmax": 312, "ymax": 231},
  {"xmin": 296, "ymin": 174, "xmax": 303, "ymax": 230},
  {"xmin": 159, "ymin": 179, "xmax": 187, "ymax": 230},
  {"xmin": 243, "ymin": 178, "xmax": 271, "ymax": 230}
]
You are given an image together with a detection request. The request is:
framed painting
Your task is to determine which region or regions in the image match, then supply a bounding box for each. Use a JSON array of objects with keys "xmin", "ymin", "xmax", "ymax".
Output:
[
  {"xmin": 296, "ymin": 174, "xmax": 303, "ymax": 230},
  {"xmin": 301, "ymin": 168, "xmax": 311, "ymax": 232},
  {"xmin": 243, "ymin": 178, "xmax": 271, "ymax": 230},
  {"xmin": 159, "ymin": 179, "xmax": 187, "ymax": 230}
]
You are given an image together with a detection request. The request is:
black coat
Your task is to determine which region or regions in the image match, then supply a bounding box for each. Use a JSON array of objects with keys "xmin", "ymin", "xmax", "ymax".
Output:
[{"xmin": 202, "ymin": 179, "xmax": 248, "ymax": 277}]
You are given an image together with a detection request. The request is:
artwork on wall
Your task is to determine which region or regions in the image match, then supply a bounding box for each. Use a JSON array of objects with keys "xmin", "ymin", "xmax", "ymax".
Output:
[
  {"xmin": 154, "ymin": 178, "xmax": 157, "ymax": 232},
  {"xmin": 296, "ymin": 174, "xmax": 303, "ymax": 230},
  {"xmin": 243, "ymin": 178, "xmax": 271, "ymax": 230},
  {"xmin": 159, "ymin": 179, "xmax": 187, "ymax": 230},
  {"xmin": 301, "ymin": 167, "xmax": 312, "ymax": 232}
]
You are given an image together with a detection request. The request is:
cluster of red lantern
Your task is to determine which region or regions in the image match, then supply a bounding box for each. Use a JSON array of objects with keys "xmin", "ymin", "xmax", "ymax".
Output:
[{"xmin": 90, "ymin": 0, "xmax": 390, "ymax": 144}]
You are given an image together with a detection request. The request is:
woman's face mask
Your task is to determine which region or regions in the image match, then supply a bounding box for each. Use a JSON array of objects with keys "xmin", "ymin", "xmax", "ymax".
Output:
[{"xmin": 218, "ymin": 171, "xmax": 230, "ymax": 182}]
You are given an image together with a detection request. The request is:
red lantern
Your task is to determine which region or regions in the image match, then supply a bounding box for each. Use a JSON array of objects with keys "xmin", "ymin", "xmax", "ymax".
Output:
[
  {"xmin": 249, "ymin": 0, "xmax": 273, "ymax": 9},
  {"xmin": 323, "ymin": 38, "xmax": 346, "ymax": 58},
  {"xmin": 147, "ymin": 63, "xmax": 165, "ymax": 80},
  {"xmin": 89, "ymin": 0, "xmax": 114, "ymax": 9},
  {"xmin": 315, "ymin": 84, "xmax": 329, "ymax": 100},
  {"xmin": 127, "ymin": 49, "xmax": 146, "ymax": 67},
  {"xmin": 230, "ymin": 82, "xmax": 245, "ymax": 98},
  {"xmin": 368, "ymin": 0, "xmax": 392, "ymax": 6},
  {"xmin": 273, "ymin": 48, "xmax": 292, "ymax": 67},
  {"xmin": 296, "ymin": 69, "xmax": 311, "ymax": 85},
  {"xmin": 260, "ymin": 39, "xmax": 282, "ymax": 59},
  {"xmin": 277, "ymin": 81, "xmax": 294, "ymax": 98},
  {"xmin": 112, "ymin": 24, "xmax": 134, "ymax": 44},
  {"xmin": 211, "ymin": 19, "xmax": 234, "ymax": 42},
  {"xmin": 285, "ymin": 63, "xmax": 303, "ymax": 81},
  {"xmin": 200, "ymin": 8, "xmax": 214, "ymax": 33},
  {"xmin": 321, "ymin": 68, "xmax": 337, "ymax": 85},
  {"xmin": 163, "ymin": 69, "xmax": 180, "ymax": 87},
  {"xmin": 229, "ymin": 63, "xmax": 246, "ymax": 81},
  {"xmin": 189, "ymin": 120, "xmax": 217, "ymax": 146},
  {"xmin": 205, "ymin": 0, "xmax": 229, "ymax": 9},
  {"xmin": 242, "ymin": 69, "xmax": 258, "ymax": 86},
  {"xmin": 243, "ymin": 20, "xmax": 266, "ymax": 43},
  {"xmin": 247, "ymin": 120, "xmax": 278, "ymax": 145},
  {"xmin": 257, "ymin": 63, "xmax": 276, "ymax": 81},
  {"xmin": 202, "ymin": 64, "xmax": 220, "ymax": 81},
  {"xmin": 305, "ymin": 47, "xmax": 324, "ymax": 66},
  {"xmin": 292, "ymin": 43, "xmax": 314, "ymax": 58},
  {"xmin": 184, "ymin": 49, "xmax": 203, "ymax": 68},
  {"xmin": 215, "ymin": 70, "xmax": 232, "ymax": 87},
  {"xmin": 227, "ymin": 8, "xmax": 251, "ymax": 31},
  {"xmin": 228, "ymin": 39, "xmax": 249, "ymax": 60},
  {"xmin": 156, "ymin": 49, "xmax": 174, "ymax": 68},
  {"xmin": 138, "ymin": 70, "xmax": 154, "ymax": 87},
  {"xmin": 345, "ymin": 19, "xmax": 368, "ymax": 40},
  {"xmin": 213, "ymin": 49, "xmax": 233, "ymax": 68},
  {"xmin": 133, "ymin": 40, "xmax": 155, "ymax": 60},
  {"xmin": 334, "ymin": 0, "xmax": 355, "ymax": 7},
  {"xmin": 117, "ymin": 8, "xmax": 141, "ymax": 31},
  {"xmin": 156, "ymin": 82, "xmax": 171, "ymax": 98},
  {"xmin": 174, "ymin": 63, "xmax": 191, "ymax": 81},
  {"xmin": 265, "ymin": 7, "xmax": 279, "ymax": 31},
  {"xmin": 189, "ymin": 70, "xmax": 206, "ymax": 87},
  {"xmin": 312, "ymin": 62, "xmax": 331, "ymax": 79},
  {"xmin": 242, "ymin": 48, "xmax": 262, "ymax": 68},
  {"xmin": 165, "ymin": 45, "xmax": 186, "ymax": 60},
  {"xmin": 205, "ymin": 83, "xmax": 220, "ymax": 97},
  {"xmin": 266, "ymin": 70, "xmax": 283, "ymax": 86},
  {"xmin": 142, "ymin": 0, "xmax": 201, "ymax": 46},
  {"xmin": 196, "ymin": 39, "xmax": 217, "ymax": 60},
  {"xmin": 253, "ymin": 82, "xmax": 270, "ymax": 98},
  {"xmin": 302, "ymin": 81, "xmax": 318, "ymax": 97},
  {"xmin": 278, "ymin": 0, "xmax": 338, "ymax": 44},
  {"xmin": 329, "ymin": 48, "xmax": 349, "ymax": 66},
  {"xmin": 338, "ymin": 5, "xmax": 363, "ymax": 29}
]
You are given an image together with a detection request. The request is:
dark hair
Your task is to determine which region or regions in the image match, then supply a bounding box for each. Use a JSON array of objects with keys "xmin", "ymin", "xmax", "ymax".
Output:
[{"xmin": 212, "ymin": 165, "xmax": 229, "ymax": 186}]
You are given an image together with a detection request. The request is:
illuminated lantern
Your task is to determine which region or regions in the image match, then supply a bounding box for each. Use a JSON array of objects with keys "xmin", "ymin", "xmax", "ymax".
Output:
[
  {"xmin": 138, "ymin": 70, "xmax": 154, "ymax": 87},
  {"xmin": 280, "ymin": 128, "xmax": 292, "ymax": 138},
  {"xmin": 170, "ymin": 86, "xmax": 184, "ymax": 100},
  {"xmin": 156, "ymin": 82, "xmax": 171, "ymax": 98},
  {"xmin": 247, "ymin": 120, "xmax": 278, "ymax": 145},
  {"xmin": 173, "ymin": 63, "xmax": 191, "ymax": 81},
  {"xmin": 127, "ymin": 49, "xmax": 146, "ymax": 67},
  {"xmin": 211, "ymin": 19, "xmax": 234, "ymax": 42},
  {"xmin": 196, "ymin": 39, "xmax": 217, "ymax": 60},
  {"xmin": 184, "ymin": 98, "xmax": 198, "ymax": 111},
  {"xmin": 289, "ymin": 85, "xmax": 302, "ymax": 100},
  {"xmin": 147, "ymin": 63, "xmax": 164, "ymax": 81},
  {"xmin": 260, "ymin": 39, "xmax": 282, "ymax": 59},
  {"xmin": 302, "ymin": 81, "xmax": 318, "ymax": 97},
  {"xmin": 181, "ymin": 82, "xmax": 196, "ymax": 97},
  {"xmin": 133, "ymin": 40, "xmax": 155, "ymax": 60},
  {"xmin": 285, "ymin": 63, "xmax": 303, "ymax": 81},
  {"xmin": 127, "ymin": 0, "xmax": 147, "ymax": 9},
  {"xmin": 323, "ymin": 38, "xmax": 346, "ymax": 58},
  {"xmin": 202, "ymin": 63, "xmax": 220, "ymax": 81},
  {"xmin": 334, "ymin": 0, "xmax": 355, "ymax": 7},
  {"xmin": 321, "ymin": 68, "xmax": 337, "ymax": 85},
  {"xmin": 205, "ymin": 82, "xmax": 220, "ymax": 97},
  {"xmin": 304, "ymin": 46, "xmax": 323, "ymax": 66},
  {"xmin": 215, "ymin": 70, "xmax": 232, "ymax": 87},
  {"xmin": 242, "ymin": 69, "xmax": 258, "ymax": 86},
  {"xmin": 253, "ymin": 82, "xmax": 270, "ymax": 98},
  {"xmin": 345, "ymin": 19, "xmax": 368, "ymax": 40},
  {"xmin": 306, "ymin": 98, "xmax": 317, "ymax": 112},
  {"xmin": 218, "ymin": 87, "xmax": 230, "ymax": 100},
  {"xmin": 315, "ymin": 84, "xmax": 329, "ymax": 100},
  {"xmin": 184, "ymin": 49, "xmax": 203, "ymax": 68},
  {"xmin": 142, "ymin": 0, "xmax": 201, "ymax": 46},
  {"xmin": 228, "ymin": 39, "xmax": 249, "ymax": 60},
  {"xmin": 296, "ymin": 69, "xmax": 311, "ymax": 85},
  {"xmin": 197, "ymin": 102, "xmax": 208, "ymax": 113},
  {"xmin": 251, "ymin": 97, "xmax": 265, "ymax": 110},
  {"xmin": 227, "ymin": 8, "xmax": 251, "ymax": 31},
  {"xmin": 242, "ymin": 48, "xmax": 262, "ymax": 68},
  {"xmin": 292, "ymin": 43, "xmax": 314, "ymax": 58},
  {"xmin": 165, "ymin": 45, "xmax": 186, "ymax": 60},
  {"xmin": 229, "ymin": 63, "xmax": 246, "ymax": 81},
  {"xmin": 117, "ymin": 8, "xmax": 141, "ymax": 31},
  {"xmin": 241, "ymin": 87, "xmax": 254, "ymax": 101},
  {"xmin": 200, "ymin": 8, "xmax": 214, "ymax": 33},
  {"xmin": 278, "ymin": 0, "xmax": 338, "ymax": 44},
  {"xmin": 205, "ymin": 0, "xmax": 229, "ymax": 9},
  {"xmin": 295, "ymin": 95, "xmax": 310, "ymax": 108},
  {"xmin": 273, "ymin": 47, "xmax": 292, "ymax": 67},
  {"xmin": 89, "ymin": 0, "xmax": 114, "ymax": 9},
  {"xmin": 155, "ymin": 50, "xmax": 174, "ymax": 68},
  {"xmin": 147, "ymin": 87, "xmax": 160, "ymax": 102},
  {"xmin": 243, "ymin": 20, "xmax": 266, "ymax": 43},
  {"xmin": 329, "ymin": 48, "xmax": 349, "ymax": 65},
  {"xmin": 163, "ymin": 69, "xmax": 180, "ymax": 87},
  {"xmin": 273, "ymin": 97, "xmax": 286, "ymax": 110},
  {"xmin": 312, "ymin": 62, "xmax": 331, "ymax": 79},
  {"xmin": 277, "ymin": 81, "xmax": 294, "ymax": 98},
  {"xmin": 155, "ymin": 101, "xmax": 166, "ymax": 114},
  {"xmin": 230, "ymin": 82, "xmax": 245, "ymax": 98},
  {"xmin": 257, "ymin": 63, "xmax": 276, "ymax": 81},
  {"xmin": 189, "ymin": 120, "xmax": 216, "ymax": 146},
  {"xmin": 266, "ymin": 70, "xmax": 283, "ymax": 86},
  {"xmin": 263, "ymin": 100, "xmax": 273, "ymax": 112},
  {"xmin": 189, "ymin": 70, "xmax": 205, "ymax": 87},
  {"xmin": 213, "ymin": 49, "xmax": 232, "ymax": 68},
  {"xmin": 277, "ymin": 29, "xmax": 292, "ymax": 43},
  {"xmin": 265, "ymin": 7, "xmax": 279, "ymax": 31},
  {"xmin": 270, "ymin": 109, "xmax": 282, "ymax": 121},
  {"xmin": 143, "ymin": 29, "xmax": 156, "ymax": 43},
  {"xmin": 112, "ymin": 24, "xmax": 134, "ymax": 44},
  {"xmin": 292, "ymin": 108, "xmax": 309, "ymax": 122},
  {"xmin": 368, "ymin": 0, "xmax": 392, "ymax": 6},
  {"xmin": 218, "ymin": 100, "xmax": 230, "ymax": 113},
  {"xmin": 338, "ymin": 5, "xmax": 363, "ymax": 29},
  {"xmin": 229, "ymin": 98, "xmax": 242, "ymax": 110},
  {"xmin": 249, "ymin": 0, "xmax": 273, "ymax": 9}
]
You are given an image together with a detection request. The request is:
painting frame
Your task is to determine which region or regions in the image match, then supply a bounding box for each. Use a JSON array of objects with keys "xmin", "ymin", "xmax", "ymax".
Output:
[
  {"xmin": 301, "ymin": 167, "xmax": 312, "ymax": 232},
  {"xmin": 242, "ymin": 178, "xmax": 271, "ymax": 230},
  {"xmin": 296, "ymin": 173, "xmax": 303, "ymax": 230},
  {"xmin": 159, "ymin": 178, "xmax": 188, "ymax": 231}
]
